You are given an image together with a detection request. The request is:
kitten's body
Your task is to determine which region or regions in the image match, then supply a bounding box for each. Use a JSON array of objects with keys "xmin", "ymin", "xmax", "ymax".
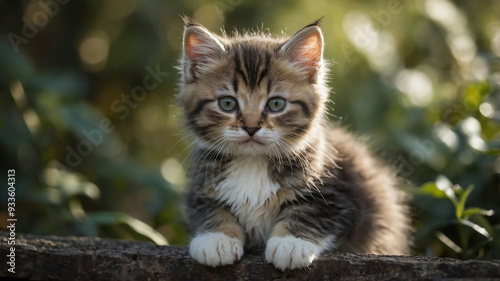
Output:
[{"xmin": 179, "ymin": 17, "xmax": 411, "ymax": 270}]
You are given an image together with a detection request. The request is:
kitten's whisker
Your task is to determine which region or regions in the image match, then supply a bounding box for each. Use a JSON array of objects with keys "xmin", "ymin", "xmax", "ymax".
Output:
[
  {"xmin": 197, "ymin": 138, "xmax": 226, "ymax": 172},
  {"xmin": 269, "ymin": 143, "xmax": 280, "ymax": 171},
  {"xmin": 191, "ymin": 137, "xmax": 224, "ymax": 178},
  {"xmin": 217, "ymin": 142, "xmax": 230, "ymax": 177},
  {"xmin": 167, "ymin": 129, "xmax": 213, "ymax": 154},
  {"xmin": 272, "ymin": 143, "xmax": 284, "ymax": 171},
  {"xmin": 179, "ymin": 141, "xmax": 204, "ymax": 169},
  {"xmin": 279, "ymin": 138, "xmax": 312, "ymax": 184},
  {"xmin": 178, "ymin": 131, "xmax": 221, "ymax": 164},
  {"xmin": 179, "ymin": 132, "xmax": 221, "ymax": 165},
  {"xmin": 278, "ymin": 139, "xmax": 327, "ymax": 204},
  {"xmin": 197, "ymin": 137, "xmax": 228, "ymax": 182},
  {"xmin": 208, "ymin": 138, "xmax": 229, "ymax": 187},
  {"xmin": 213, "ymin": 140, "xmax": 231, "ymax": 185},
  {"xmin": 275, "ymin": 139, "xmax": 296, "ymax": 178}
]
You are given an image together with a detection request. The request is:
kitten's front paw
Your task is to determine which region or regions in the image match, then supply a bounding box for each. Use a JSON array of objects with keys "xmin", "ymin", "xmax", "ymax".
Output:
[
  {"xmin": 189, "ymin": 232, "xmax": 244, "ymax": 267},
  {"xmin": 265, "ymin": 235, "xmax": 320, "ymax": 270}
]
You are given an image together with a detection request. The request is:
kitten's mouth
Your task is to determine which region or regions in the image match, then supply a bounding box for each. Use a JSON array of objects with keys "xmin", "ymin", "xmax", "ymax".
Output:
[{"xmin": 242, "ymin": 138, "xmax": 264, "ymax": 146}]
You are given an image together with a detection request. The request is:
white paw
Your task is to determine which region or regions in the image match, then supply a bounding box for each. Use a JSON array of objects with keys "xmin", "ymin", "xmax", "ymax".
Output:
[
  {"xmin": 189, "ymin": 232, "xmax": 244, "ymax": 267},
  {"xmin": 265, "ymin": 235, "xmax": 320, "ymax": 270}
]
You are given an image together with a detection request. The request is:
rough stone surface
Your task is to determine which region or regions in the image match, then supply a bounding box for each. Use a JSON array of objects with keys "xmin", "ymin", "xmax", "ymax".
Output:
[{"xmin": 1, "ymin": 231, "xmax": 499, "ymax": 280}]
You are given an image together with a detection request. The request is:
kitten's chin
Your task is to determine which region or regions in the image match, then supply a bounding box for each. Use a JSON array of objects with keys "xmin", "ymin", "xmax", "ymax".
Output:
[{"xmin": 234, "ymin": 140, "xmax": 269, "ymax": 156}]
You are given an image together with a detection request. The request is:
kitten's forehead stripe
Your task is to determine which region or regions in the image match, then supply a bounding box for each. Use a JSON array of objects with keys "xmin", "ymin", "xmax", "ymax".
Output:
[
  {"xmin": 257, "ymin": 52, "xmax": 271, "ymax": 88},
  {"xmin": 234, "ymin": 47, "xmax": 249, "ymax": 86},
  {"xmin": 242, "ymin": 45, "xmax": 260, "ymax": 91},
  {"xmin": 267, "ymin": 79, "xmax": 272, "ymax": 95},
  {"xmin": 233, "ymin": 71, "xmax": 239, "ymax": 93},
  {"xmin": 232, "ymin": 43, "xmax": 272, "ymax": 92}
]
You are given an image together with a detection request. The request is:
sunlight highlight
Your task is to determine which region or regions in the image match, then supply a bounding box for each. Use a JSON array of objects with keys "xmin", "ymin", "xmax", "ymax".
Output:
[
  {"xmin": 161, "ymin": 158, "xmax": 186, "ymax": 191},
  {"xmin": 434, "ymin": 124, "xmax": 458, "ymax": 151},
  {"xmin": 479, "ymin": 102, "xmax": 494, "ymax": 118},
  {"xmin": 342, "ymin": 11, "xmax": 399, "ymax": 74},
  {"xmin": 79, "ymin": 32, "xmax": 109, "ymax": 72},
  {"xmin": 396, "ymin": 70, "xmax": 433, "ymax": 106}
]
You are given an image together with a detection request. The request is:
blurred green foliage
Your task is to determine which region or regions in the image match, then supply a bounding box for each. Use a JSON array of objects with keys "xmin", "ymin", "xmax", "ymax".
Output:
[{"xmin": 0, "ymin": 0, "xmax": 498, "ymax": 259}]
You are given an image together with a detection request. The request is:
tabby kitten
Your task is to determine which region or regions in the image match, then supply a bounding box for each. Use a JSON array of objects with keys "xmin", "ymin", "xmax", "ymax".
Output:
[{"xmin": 178, "ymin": 17, "xmax": 411, "ymax": 270}]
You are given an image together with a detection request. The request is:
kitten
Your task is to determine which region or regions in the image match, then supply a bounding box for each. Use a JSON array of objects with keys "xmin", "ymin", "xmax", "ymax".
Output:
[{"xmin": 178, "ymin": 17, "xmax": 411, "ymax": 270}]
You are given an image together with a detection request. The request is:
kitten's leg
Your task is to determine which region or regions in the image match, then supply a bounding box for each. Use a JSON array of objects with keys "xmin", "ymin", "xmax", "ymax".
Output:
[
  {"xmin": 189, "ymin": 207, "xmax": 244, "ymax": 267},
  {"xmin": 265, "ymin": 203, "xmax": 348, "ymax": 270}
]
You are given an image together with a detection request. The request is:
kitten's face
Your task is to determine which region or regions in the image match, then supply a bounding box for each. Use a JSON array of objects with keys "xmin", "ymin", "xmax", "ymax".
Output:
[{"xmin": 178, "ymin": 19, "xmax": 327, "ymax": 156}]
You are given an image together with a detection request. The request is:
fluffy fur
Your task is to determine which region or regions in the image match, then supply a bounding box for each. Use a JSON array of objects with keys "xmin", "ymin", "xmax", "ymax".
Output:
[{"xmin": 177, "ymin": 16, "xmax": 411, "ymax": 270}]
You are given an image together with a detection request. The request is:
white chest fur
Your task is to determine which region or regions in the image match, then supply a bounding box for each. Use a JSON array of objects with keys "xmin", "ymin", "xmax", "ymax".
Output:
[{"xmin": 215, "ymin": 156, "xmax": 281, "ymax": 247}]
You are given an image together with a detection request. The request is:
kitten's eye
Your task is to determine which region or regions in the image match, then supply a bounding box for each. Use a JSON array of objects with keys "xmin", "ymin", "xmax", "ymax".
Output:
[
  {"xmin": 267, "ymin": 97, "xmax": 286, "ymax": 112},
  {"xmin": 218, "ymin": 96, "xmax": 238, "ymax": 112}
]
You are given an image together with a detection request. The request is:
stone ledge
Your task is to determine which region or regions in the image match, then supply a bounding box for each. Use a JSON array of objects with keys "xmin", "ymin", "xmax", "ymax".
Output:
[{"xmin": 1, "ymin": 231, "xmax": 499, "ymax": 281}]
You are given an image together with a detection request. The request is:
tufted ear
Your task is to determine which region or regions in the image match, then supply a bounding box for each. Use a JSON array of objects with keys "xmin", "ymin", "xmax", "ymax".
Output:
[
  {"xmin": 279, "ymin": 19, "xmax": 324, "ymax": 80},
  {"xmin": 182, "ymin": 17, "xmax": 225, "ymax": 81}
]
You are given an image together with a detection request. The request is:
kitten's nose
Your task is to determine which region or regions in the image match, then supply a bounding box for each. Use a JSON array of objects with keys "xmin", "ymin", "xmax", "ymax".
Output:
[{"xmin": 243, "ymin": 126, "xmax": 261, "ymax": 137}]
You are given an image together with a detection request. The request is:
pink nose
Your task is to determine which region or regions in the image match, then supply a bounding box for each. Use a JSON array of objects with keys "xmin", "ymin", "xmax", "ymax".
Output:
[{"xmin": 243, "ymin": 126, "xmax": 261, "ymax": 136}]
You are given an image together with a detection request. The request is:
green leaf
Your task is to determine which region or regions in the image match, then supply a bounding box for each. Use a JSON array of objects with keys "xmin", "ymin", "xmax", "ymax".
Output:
[
  {"xmin": 435, "ymin": 231, "xmax": 462, "ymax": 254},
  {"xmin": 86, "ymin": 212, "xmax": 168, "ymax": 245},
  {"xmin": 459, "ymin": 219, "xmax": 491, "ymax": 239},
  {"xmin": 436, "ymin": 175, "xmax": 458, "ymax": 203},
  {"xmin": 470, "ymin": 215, "xmax": 495, "ymax": 237},
  {"xmin": 455, "ymin": 185, "xmax": 474, "ymax": 220},
  {"xmin": 415, "ymin": 182, "xmax": 448, "ymax": 199},
  {"xmin": 463, "ymin": 207, "xmax": 495, "ymax": 219}
]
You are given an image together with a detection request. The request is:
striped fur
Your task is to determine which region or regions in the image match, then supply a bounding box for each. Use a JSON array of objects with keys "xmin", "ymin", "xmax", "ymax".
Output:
[{"xmin": 178, "ymin": 17, "xmax": 411, "ymax": 270}]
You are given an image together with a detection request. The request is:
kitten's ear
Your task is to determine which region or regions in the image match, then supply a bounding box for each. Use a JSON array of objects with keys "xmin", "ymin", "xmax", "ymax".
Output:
[
  {"xmin": 182, "ymin": 17, "xmax": 225, "ymax": 81},
  {"xmin": 279, "ymin": 19, "xmax": 324, "ymax": 79}
]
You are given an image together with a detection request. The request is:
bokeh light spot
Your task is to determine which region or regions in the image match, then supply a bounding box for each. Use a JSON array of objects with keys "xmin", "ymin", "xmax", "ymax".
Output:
[
  {"xmin": 479, "ymin": 102, "xmax": 494, "ymax": 118},
  {"xmin": 79, "ymin": 32, "xmax": 109, "ymax": 72},
  {"xmin": 396, "ymin": 70, "xmax": 434, "ymax": 106}
]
